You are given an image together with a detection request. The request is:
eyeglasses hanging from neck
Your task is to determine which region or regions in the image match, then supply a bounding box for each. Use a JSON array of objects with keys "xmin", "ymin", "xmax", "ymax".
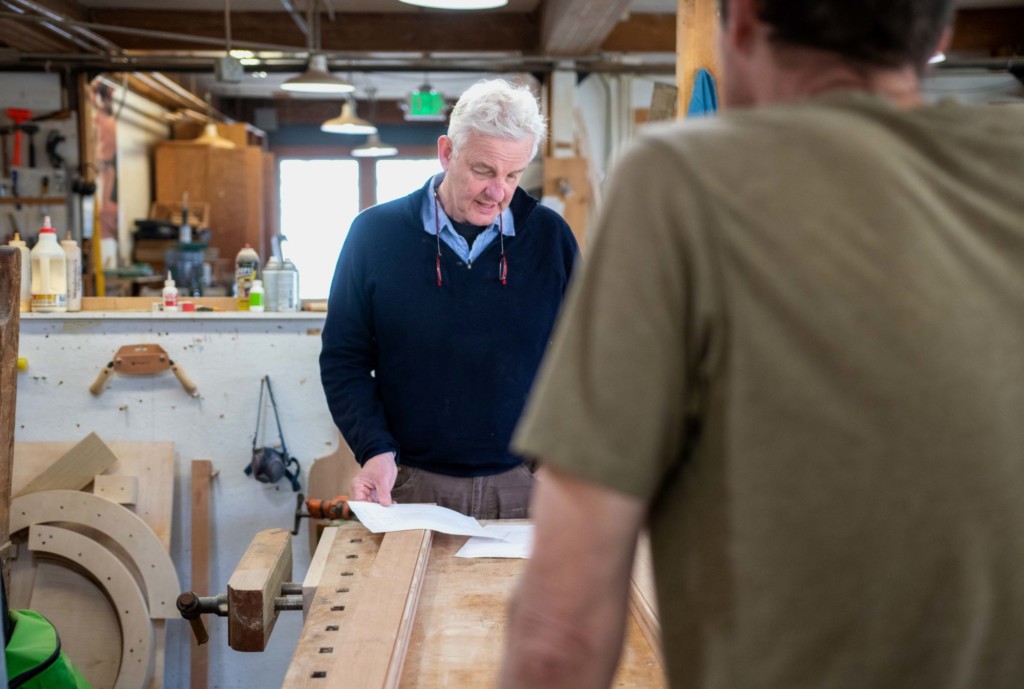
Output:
[{"xmin": 433, "ymin": 185, "xmax": 508, "ymax": 288}]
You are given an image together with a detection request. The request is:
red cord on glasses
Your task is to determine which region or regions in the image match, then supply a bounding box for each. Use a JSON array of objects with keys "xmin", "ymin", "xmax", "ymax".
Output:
[{"xmin": 433, "ymin": 187, "xmax": 508, "ymax": 287}]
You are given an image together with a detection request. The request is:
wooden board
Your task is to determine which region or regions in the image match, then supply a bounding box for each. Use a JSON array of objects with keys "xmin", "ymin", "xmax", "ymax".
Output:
[
  {"xmin": 0, "ymin": 246, "xmax": 20, "ymax": 589},
  {"xmin": 29, "ymin": 524, "xmax": 154, "ymax": 689},
  {"xmin": 190, "ymin": 460, "xmax": 213, "ymax": 689},
  {"xmin": 95, "ymin": 474, "xmax": 139, "ymax": 505},
  {"xmin": 13, "ymin": 441, "xmax": 176, "ymax": 549},
  {"xmin": 327, "ymin": 530, "xmax": 432, "ymax": 688},
  {"xmin": 10, "ymin": 489, "xmax": 181, "ymax": 618},
  {"xmin": 14, "ymin": 432, "xmax": 119, "ymax": 498},
  {"xmin": 11, "ymin": 440, "xmax": 175, "ymax": 689},
  {"xmin": 25, "ymin": 560, "xmax": 122, "ymax": 689},
  {"xmin": 227, "ymin": 527, "xmax": 292, "ymax": 652},
  {"xmin": 285, "ymin": 523, "xmax": 667, "ymax": 688}
]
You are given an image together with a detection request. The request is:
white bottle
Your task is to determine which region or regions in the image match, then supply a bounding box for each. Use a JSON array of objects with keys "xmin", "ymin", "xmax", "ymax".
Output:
[
  {"xmin": 248, "ymin": 278, "xmax": 265, "ymax": 312},
  {"xmin": 235, "ymin": 244, "xmax": 260, "ymax": 311},
  {"xmin": 29, "ymin": 217, "xmax": 67, "ymax": 313},
  {"xmin": 263, "ymin": 258, "xmax": 282, "ymax": 312},
  {"xmin": 61, "ymin": 232, "xmax": 83, "ymax": 312},
  {"xmin": 8, "ymin": 232, "xmax": 31, "ymax": 313},
  {"xmin": 163, "ymin": 271, "xmax": 179, "ymax": 312}
]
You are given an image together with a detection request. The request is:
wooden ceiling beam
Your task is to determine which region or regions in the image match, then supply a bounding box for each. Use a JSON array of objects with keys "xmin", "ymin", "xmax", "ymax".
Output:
[
  {"xmin": 540, "ymin": 0, "xmax": 633, "ymax": 55},
  {"xmin": 601, "ymin": 13, "xmax": 675, "ymax": 53},
  {"xmin": 85, "ymin": 10, "xmax": 538, "ymax": 53},
  {"xmin": 0, "ymin": 18, "xmax": 75, "ymax": 52}
]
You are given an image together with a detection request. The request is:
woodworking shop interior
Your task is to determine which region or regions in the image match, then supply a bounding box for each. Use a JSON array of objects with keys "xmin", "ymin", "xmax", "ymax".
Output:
[{"xmin": 0, "ymin": 0, "xmax": 1021, "ymax": 687}]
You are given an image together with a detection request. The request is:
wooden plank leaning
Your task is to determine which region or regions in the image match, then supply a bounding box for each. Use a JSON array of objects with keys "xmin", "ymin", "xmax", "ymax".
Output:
[{"xmin": 0, "ymin": 246, "xmax": 21, "ymax": 591}]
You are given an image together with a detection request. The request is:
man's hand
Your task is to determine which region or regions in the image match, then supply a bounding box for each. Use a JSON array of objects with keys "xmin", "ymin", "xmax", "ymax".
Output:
[{"xmin": 350, "ymin": 452, "xmax": 398, "ymax": 506}]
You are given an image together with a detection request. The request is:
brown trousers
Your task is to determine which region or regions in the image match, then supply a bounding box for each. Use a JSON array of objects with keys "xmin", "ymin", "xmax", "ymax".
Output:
[{"xmin": 390, "ymin": 464, "xmax": 534, "ymax": 520}]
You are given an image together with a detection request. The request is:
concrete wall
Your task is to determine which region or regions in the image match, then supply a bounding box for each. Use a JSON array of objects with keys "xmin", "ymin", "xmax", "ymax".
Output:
[{"xmin": 15, "ymin": 311, "xmax": 337, "ymax": 689}]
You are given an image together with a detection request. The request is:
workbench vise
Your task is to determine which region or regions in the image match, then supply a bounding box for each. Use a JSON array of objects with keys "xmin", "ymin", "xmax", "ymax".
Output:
[{"xmin": 177, "ymin": 528, "xmax": 304, "ymax": 651}]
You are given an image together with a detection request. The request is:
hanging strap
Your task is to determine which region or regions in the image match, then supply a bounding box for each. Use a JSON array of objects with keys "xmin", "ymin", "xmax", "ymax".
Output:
[
  {"xmin": 252, "ymin": 375, "xmax": 289, "ymax": 457},
  {"xmin": 248, "ymin": 376, "xmax": 301, "ymax": 492}
]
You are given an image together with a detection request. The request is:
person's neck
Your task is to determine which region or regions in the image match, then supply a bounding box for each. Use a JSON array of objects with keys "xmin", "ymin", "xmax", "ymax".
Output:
[
  {"xmin": 435, "ymin": 178, "xmax": 463, "ymax": 224},
  {"xmin": 756, "ymin": 45, "xmax": 924, "ymax": 110}
]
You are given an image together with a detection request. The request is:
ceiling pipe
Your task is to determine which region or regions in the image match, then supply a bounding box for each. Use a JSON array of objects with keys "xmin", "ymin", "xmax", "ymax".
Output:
[
  {"xmin": 5, "ymin": 0, "xmax": 121, "ymax": 55},
  {"xmin": 0, "ymin": 11, "xmax": 299, "ymax": 52}
]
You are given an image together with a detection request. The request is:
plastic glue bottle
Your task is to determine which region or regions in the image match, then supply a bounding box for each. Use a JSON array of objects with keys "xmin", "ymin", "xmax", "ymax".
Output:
[
  {"xmin": 163, "ymin": 271, "xmax": 179, "ymax": 312},
  {"xmin": 29, "ymin": 216, "xmax": 67, "ymax": 313},
  {"xmin": 249, "ymin": 279, "xmax": 265, "ymax": 312},
  {"xmin": 61, "ymin": 232, "xmax": 83, "ymax": 312},
  {"xmin": 7, "ymin": 233, "xmax": 31, "ymax": 312}
]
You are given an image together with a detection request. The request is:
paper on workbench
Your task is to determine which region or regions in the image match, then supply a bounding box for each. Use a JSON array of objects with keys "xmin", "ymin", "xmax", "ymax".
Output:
[
  {"xmin": 348, "ymin": 501, "xmax": 505, "ymax": 540},
  {"xmin": 455, "ymin": 524, "xmax": 534, "ymax": 559}
]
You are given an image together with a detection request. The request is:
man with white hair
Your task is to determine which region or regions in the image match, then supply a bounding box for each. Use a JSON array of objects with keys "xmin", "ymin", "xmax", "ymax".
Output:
[{"xmin": 320, "ymin": 79, "xmax": 578, "ymax": 519}]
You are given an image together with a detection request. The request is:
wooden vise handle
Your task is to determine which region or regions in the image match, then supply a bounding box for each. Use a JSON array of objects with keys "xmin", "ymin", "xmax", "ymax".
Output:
[
  {"xmin": 89, "ymin": 363, "xmax": 114, "ymax": 396},
  {"xmin": 170, "ymin": 362, "xmax": 199, "ymax": 398}
]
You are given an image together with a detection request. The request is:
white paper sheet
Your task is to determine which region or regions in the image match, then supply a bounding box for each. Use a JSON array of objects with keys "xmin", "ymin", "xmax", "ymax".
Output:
[
  {"xmin": 348, "ymin": 501, "xmax": 503, "ymax": 540},
  {"xmin": 455, "ymin": 524, "xmax": 534, "ymax": 559}
]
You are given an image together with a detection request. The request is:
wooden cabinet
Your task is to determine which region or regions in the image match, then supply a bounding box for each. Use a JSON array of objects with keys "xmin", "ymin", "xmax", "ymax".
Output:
[{"xmin": 154, "ymin": 142, "xmax": 272, "ymax": 272}]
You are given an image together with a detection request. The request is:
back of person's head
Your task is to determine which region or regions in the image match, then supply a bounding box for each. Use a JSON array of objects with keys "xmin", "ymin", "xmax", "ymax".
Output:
[
  {"xmin": 448, "ymin": 79, "xmax": 547, "ymax": 159},
  {"xmin": 723, "ymin": 0, "xmax": 956, "ymax": 72}
]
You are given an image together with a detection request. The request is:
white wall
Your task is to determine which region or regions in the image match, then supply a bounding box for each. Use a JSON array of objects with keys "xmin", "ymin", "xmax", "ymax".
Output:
[
  {"xmin": 15, "ymin": 312, "xmax": 337, "ymax": 689},
  {"xmin": 0, "ymin": 72, "xmax": 77, "ymax": 245}
]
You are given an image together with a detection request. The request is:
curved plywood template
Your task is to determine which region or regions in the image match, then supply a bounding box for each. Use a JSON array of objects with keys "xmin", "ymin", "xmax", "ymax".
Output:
[
  {"xmin": 10, "ymin": 489, "xmax": 180, "ymax": 617},
  {"xmin": 29, "ymin": 524, "xmax": 154, "ymax": 689}
]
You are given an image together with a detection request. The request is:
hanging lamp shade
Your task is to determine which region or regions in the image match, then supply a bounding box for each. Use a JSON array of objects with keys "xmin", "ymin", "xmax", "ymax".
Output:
[
  {"xmin": 399, "ymin": 0, "xmax": 508, "ymax": 8},
  {"xmin": 281, "ymin": 54, "xmax": 354, "ymax": 94},
  {"xmin": 321, "ymin": 101, "xmax": 378, "ymax": 135},
  {"xmin": 351, "ymin": 132, "xmax": 398, "ymax": 157},
  {"xmin": 194, "ymin": 122, "xmax": 236, "ymax": 148}
]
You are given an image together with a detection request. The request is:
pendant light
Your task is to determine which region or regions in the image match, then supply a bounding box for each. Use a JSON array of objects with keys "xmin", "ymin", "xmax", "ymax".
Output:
[
  {"xmin": 399, "ymin": 0, "xmax": 508, "ymax": 8},
  {"xmin": 351, "ymin": 132, "xmax": 398, "ymax": 157},
  {"xmin": 322, "ymin": 97, "xmax": 377, "ymax": 135},
  {"xmin": 281, "ymin": 54, "xmax": 354, "ymax": 94},
  {"xmin": 280, "ymin": 0, "xmax": 354, "ymax": 94},
  {"xmin": 194, "ymin": 122, "xmax": 236, "ymax": 148}
]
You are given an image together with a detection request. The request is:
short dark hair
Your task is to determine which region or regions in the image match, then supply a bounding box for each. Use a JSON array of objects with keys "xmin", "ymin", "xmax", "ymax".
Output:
[{"xmin": 720, "ymin": 0, "xmax": 956, "ymax": 70}]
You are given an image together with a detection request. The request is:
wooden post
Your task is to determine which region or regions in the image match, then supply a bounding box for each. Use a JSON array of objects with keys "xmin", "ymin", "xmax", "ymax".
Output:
[
  {"xmin": 191, "ymin": 460, "xmax": 214, "ymax": 689},
  {"xmin": 677, "ymin": 0, "xmax": 721, "ymax": 118},
  {"xmin": 0, "ymin": 246, "xmax": 21, "ymax": 592}
]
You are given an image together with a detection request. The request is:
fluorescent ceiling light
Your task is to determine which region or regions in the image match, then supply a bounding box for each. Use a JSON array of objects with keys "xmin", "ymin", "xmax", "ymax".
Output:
[
  {"xmin": 399, "ymin": 0, "xmax": 508, "ymax": 9},
  {"xmin": 351, "ymin": 133, "xmax": 399, "ymax": 157},
  {"xmin": 928, "ymin": 52, "xmax": 946, "ymax": 65},
  {"xmin": 321, "ymin": 100, "xmax": 378, "ymax": 135},
  {"xmin": 281, "ymin": 54, "xmax": 354, "ymax": 94}
]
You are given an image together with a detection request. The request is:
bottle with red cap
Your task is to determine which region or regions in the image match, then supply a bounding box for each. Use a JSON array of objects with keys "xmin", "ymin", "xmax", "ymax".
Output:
[{"xmin": 30, "ymin": 216, "xmax": 68, "ymax": 313}]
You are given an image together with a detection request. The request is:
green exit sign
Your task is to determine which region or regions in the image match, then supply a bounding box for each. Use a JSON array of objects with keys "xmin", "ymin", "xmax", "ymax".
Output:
[{"xmin": 406, "ymin": 89, "xmax": 448, "ymax": 121}]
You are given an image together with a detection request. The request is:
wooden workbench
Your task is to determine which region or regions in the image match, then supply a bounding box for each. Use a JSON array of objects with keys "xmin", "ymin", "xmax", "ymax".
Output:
[{"xmin": 285, "ymin": 522, "xmax": 667, "ymax": 688}]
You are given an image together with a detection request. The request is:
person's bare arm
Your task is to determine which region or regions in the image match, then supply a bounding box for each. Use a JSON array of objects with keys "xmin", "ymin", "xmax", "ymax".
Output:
[
  {"xmin": 350, "ymin": 452, "xmax": 398, "ymax": 505},
  {"xmin": 500, "ymin": 466, "xmax": 646, "ymax": 689}
]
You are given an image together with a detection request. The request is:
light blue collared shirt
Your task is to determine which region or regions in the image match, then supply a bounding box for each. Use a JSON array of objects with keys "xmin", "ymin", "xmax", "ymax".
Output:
[{"xmin": 420, "ymin": 173, "xmax": 516, "ymax": 265}]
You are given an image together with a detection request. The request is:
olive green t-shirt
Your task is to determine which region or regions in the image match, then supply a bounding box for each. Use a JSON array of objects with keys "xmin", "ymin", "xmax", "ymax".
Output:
[{"xmin": 514, "ymin": 92, "xmax": 1024, "ymax": 689}]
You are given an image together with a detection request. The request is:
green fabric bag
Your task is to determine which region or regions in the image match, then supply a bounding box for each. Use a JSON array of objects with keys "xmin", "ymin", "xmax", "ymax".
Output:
[{"xmin": 6, "ymin": 609, "xmax": 92, "ymax": 689}]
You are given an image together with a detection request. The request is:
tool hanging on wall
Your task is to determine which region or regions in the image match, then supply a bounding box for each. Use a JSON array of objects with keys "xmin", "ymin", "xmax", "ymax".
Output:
[
  {"xmin": 89, "ymin": 343, "xmax": 199, "ymax": 397},
  {"xmin": 5, "ymin": 108, "xmax": 31, "ymax": 166},
  {"xmin": 245, "ymin": 375, "xmax": 302, "ymax": 491}
]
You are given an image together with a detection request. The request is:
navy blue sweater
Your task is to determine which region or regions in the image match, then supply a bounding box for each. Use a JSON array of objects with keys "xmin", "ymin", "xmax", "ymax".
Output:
[{"xmin": 320, "ymin": 178, "xmax": 579, "ymax": 477}]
